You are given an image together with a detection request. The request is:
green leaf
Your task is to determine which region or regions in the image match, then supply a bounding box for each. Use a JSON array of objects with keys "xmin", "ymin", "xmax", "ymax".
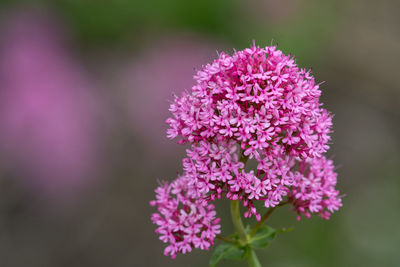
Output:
[
  {"xmin": 249, "ymin": 225, "xmax": 277, "ymax": 249},
  {"xmin": 209, "ymin": 243, "xmax": 246, "ymax": 267}
]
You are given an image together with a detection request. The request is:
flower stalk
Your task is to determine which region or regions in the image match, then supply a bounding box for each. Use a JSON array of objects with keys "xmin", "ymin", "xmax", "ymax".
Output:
[
  {"xmin": 247, "ymin": 249, "xmax": 262, "ymax": 267},
  {"xmin": 230, "ymin": 200, "xmax": 261, "ymax": 267},
  {"xmin": 230, "ymin": 200, "xmax": 248, "ymax": 244}
]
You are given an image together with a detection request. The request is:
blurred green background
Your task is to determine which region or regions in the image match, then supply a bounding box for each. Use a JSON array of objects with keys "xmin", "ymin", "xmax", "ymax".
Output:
[{"xmin": 0, "ymin": 0, "xmax": 399, "ymax": 266}]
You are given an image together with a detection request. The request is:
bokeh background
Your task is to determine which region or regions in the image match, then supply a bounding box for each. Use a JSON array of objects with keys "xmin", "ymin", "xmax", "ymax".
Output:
[{"xmin": 0, "ymin": 1, "xmax": 399, "ymax": 266}]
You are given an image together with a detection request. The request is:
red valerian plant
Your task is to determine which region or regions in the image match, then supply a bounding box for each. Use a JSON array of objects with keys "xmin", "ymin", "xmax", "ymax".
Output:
[{"xmin": 150, "ymin": 43, "xmax": 342, "ymax": 266}]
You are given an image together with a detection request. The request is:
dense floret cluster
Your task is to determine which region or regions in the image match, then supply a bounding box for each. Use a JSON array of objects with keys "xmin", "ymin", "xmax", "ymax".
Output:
[
  {"xmin": 151, "ymin": 44, "xmax": 342, "ymax": 258},
  {"xmin": 181, "ymin": 142, "xmax": 341, "ymax": 221},
  {"xmin": 150, "ymin": 176, "xmax": 221, "ymax": 258},
  {"xmin": 166, "ymin": 45, "xmax": 331, "ymax": 159}
]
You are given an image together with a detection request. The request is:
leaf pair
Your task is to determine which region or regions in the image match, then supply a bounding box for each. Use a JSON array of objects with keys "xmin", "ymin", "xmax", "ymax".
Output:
[{"xmin": 210, "ymin": 225, "xmax": 279, "ymax": 266}]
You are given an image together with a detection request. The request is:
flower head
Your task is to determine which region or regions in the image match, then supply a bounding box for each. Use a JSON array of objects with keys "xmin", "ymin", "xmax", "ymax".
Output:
[
  {"xmin": 150, "ymin": 176, "xmax": 221, "ymax": 259},
  {"xmin": 151, "ymin": 43, "xmax": 341, "ymax": 258},
  {"xmin": 166, "ymin": 44, "xmax": 332, "ymax": 159}
]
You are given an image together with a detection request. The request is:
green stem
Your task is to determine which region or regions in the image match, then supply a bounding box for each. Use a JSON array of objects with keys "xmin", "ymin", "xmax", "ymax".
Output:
[
  {"xmin": 249, "ymin": 201, "xmax": 290, "ymax": 238},
  {"xmin": 230, "ymin": 200, "xmax": 248, "ymax": 244},
  {"xmin": 228, "ymin": 150, "xmax": 264, "ymax": 266},
  {"xmin": 249, "ymin": 207, "xmax": 277, "ymax": 238},
  {"xmin": 247, "ymin": 248, "xmax": 262, "ymax": 267},
  {"xmin": 216, "ymin": 234, "xmax": 236, "ymax": 244},
  {"xmin": 230, "ymin": 150, "xmax": 249, "ymax": 244},
  {"xmin": 230, "ymin": 200, "xmax": 261, "ymax": 266}
]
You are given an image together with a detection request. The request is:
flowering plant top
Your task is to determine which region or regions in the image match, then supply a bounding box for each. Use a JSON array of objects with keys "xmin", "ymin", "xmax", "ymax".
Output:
[
  {"xmin": 151, "ymin": 44, "xmax": 342, "ymax": 263},
  {"xmin": 167, "ymin": 45, "xmax": 331, "ymax": 159}
]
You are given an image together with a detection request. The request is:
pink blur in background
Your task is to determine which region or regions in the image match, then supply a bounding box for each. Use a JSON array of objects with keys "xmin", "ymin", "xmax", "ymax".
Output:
[{"xmin": 0, "ymin": 8, "xmax": 104, "ymax": 199}]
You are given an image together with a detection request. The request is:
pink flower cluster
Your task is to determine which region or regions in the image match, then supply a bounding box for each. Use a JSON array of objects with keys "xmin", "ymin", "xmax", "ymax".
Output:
[
  {"xmin": 150, "ymin": 176, "xmax": 221, "ymax": 258},
  {"xmin": 181, "ymin": 142, "xmax": 341, "ymax": 221},
  {"xmin": 151, "ymin": 44, "xmax": 342, "ymax": 258},
  {"xmin": 167, "ymin": 45, "xmax": 331, "ymax": 159}
]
